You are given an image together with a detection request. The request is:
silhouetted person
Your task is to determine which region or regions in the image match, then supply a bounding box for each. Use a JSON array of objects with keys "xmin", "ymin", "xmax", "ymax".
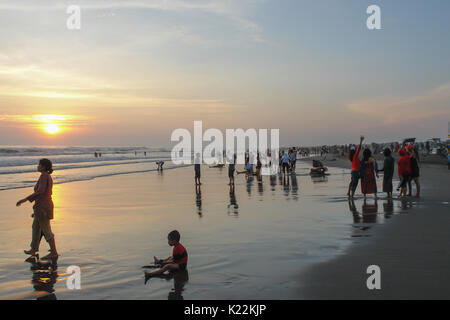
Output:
[
  {"xmin": 16, "ymin": 159, "xmax": 58, "ymax": 260},
  {"xmin": 194, "ymin": 153, "xmax": 201, "ymax": 185}
]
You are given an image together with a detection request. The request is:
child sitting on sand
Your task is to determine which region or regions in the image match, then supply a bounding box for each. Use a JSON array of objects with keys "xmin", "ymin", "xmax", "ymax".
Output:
[{"xmin": 144, "ymin": 230, "xmax": 188, "ymax": 281}]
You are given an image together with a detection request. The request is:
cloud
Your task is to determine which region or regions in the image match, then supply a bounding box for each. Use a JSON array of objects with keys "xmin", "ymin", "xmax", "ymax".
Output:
[
  {"xmin": 347, "ymin": 83, "xmax": 450, "ymax": 125},
  {"xmin": 0, "ymin": 0, "xmax": 265, "ymax": 43},
  {"xmin": 0, "ymin": 62, "xmax": 114, "ymax": 99},
  {"xmin": 0, "ymin": 114, "xmax": 90, "ymax": 129}
]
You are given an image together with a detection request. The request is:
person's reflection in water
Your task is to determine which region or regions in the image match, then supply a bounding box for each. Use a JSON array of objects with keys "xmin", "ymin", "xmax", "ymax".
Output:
[
  {"xmin": 362, "ymin": 198, "xmax": 378, "ymax": 223},
  {"xmin": 291, "ymin": 174, "xmax": 299, "ymax": 201},
  {"xmin": 269, "ymin": 175, "xmax": 277, "ymax": 192},
  {"xmin": 383, "ymin": 198, "xmax": 394, "ymax": 219},
  {"xmin": 399, "ymin": 198, "xmax": 413, "ymax": 211},
  {"xmin": 278, "ymin": 173, "xmax": 283, "ymax": 190},
  {"xmin": 257, "ymin": 174, "xmax": 263, "ymax": 197},
  {"xmin": 310, "ymin": 176, "xmax": 328, "ymax": 183},
  {"xmin": 282, "ymin": 175, "xmax": 290, "ymax": 199},
  {"xmin": 246, "ymin": 175, "xmax": 254, "ymax": 197},
  {"xmin": 348, "ymin": 198, "xmax": 375, "ymax": 236},
  {"xmin": 146, "ymin": 269, "xmax": 189, "ymax": 300},
  {"xmin": 195, "ymin": 185, "xmax": 202, "ymax": 217},
  {"xmin": 26, "ymin": 255, "xmax": 58, "ymax": 300},
  {"xmin": 348, "ymin": 198, "xmax": 379, "ymax": 224},
  {"xmin": 227, "ymin": 184, "xmax": 239, "ymax": 216},
  {"xmin": 283, "ymin": 175, "xmax": 291, "ymax": 200},
  {"xmin": 348, "ymin": 198, "xmax": 362, "ymax": 224},
  {"xmin": 168, "ymin": 269, "xmax": 189, "ymax": 300}
]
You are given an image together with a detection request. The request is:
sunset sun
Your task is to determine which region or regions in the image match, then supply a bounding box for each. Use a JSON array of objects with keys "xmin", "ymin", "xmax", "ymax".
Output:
[
  {"xmin": 43, "ymin": 123, "xmax": 61, "ymax": 134},
  {"xmin": 35, "ymin": 115, "xmax": 69, "ymax": 135}
]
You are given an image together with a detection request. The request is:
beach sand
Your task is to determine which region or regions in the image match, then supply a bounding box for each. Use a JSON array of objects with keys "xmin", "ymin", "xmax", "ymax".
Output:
[
  {"xmin": 0, "ymin": 162, "xmax": 362, "ymax": 300},
  {"xmin": 297, "ymin": 156, "xmax": 450, "ymax": 299},
  {"xmin": 0, "ymin": 158, "xmax": 449, "ymax": 299}
]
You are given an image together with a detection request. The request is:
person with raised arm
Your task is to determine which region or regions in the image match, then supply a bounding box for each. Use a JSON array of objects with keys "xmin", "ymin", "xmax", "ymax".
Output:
[{"xmin": 347, "ymin": 136, "xmax": 364, "ymax": 198}]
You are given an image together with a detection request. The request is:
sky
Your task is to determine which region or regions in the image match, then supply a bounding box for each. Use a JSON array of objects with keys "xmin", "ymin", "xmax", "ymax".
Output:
[{"xmin": 0, "ymin": 0, "xmax": 449, "ymax": 147}]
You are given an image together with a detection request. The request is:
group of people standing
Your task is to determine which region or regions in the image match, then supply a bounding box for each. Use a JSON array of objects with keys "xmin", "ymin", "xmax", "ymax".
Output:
[
  {"xmin": 201, "ymin": 148, "xmax": 298, "ymax": 187},
  {"xmin": 280, "ymin": 149, "xmax": 297, "ymax": 174},
  {"xmin": 347, "ymin": 136, "xmax": 420, "ymax": 199}
]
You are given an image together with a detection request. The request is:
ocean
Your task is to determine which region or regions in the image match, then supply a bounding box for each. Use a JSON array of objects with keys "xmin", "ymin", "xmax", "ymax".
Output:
[
  {"xmin": 0, "ymin": 147, "xmax": 414, "ymax": 299},
  {"xmin": 0, "ymin": 146, "xmax": 174, "ymax": 190}
]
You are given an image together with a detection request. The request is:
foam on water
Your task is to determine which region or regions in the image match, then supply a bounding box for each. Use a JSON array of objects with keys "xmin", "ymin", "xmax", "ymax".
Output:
[{"xmin": 0, "ymin": 146, "xmax": 176, "ymax": 190}]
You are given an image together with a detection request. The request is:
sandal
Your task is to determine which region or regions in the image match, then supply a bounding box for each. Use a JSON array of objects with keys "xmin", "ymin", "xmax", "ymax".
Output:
[
  {"xmin": 24, "ymin": 249, "xmax": 37, "ymax": 256},
  {"xmin": 41, "ymin": 253, "xmax": 59, "ymax": 260}
]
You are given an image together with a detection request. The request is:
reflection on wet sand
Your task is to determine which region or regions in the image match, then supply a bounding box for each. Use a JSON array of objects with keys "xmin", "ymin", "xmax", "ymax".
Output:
[
  {"xmin": 269, "ymin": 175, "xmax": 277, "ymax": 192},
  {"xmin": 25, "ymin": 255, "xmax": 58, "ymax": 300},
  {"xmin": 277, "ymin": 174, "xmax": 299, "ymax": 201},
  {"xmin": 348, "ymin": 198, "xmax": 378, "ymax": 224},
  {"xmin": 291, "ymin": 175, "xmax": 299, "ymax": 201},
  {"xmin": 257, "ymin": 175, "xmax": 263, "ymax": 196},
  {"xmin": 383, "ymin": 199, "xmax": 394, "ymax": 218},
  {"xmin": 2, "ymin": 162, "xmax": 434, "ymax": 300},
  {"xmin": 145, "ymin": 270, "xmax": 189, "ymax": 300},
  {"xmin": 282, "ymin": 175, "xmax": 290, "ymax": 198},
  {"xmin": 399, "ymin": 198, "xmax": 413, "ymax": 210},
  {"xmin": 239, "ymin": 173, "xmax": 300, "ymax": 200},
  {"xmin": 227, "ymin": 185, "xmax": 239, "ymax": 216},
  {"xmin": 311, "ymin": 176, "xmax": 328, "ymax": 183},
  {"xmin": 348, "ymin": 196, "xmax": 417, "ymax": 238},
  {"xmin": 195, "ymin": 185, "xmax": 202, "ymax": 217},
  {"xmin": 246, "ymin": 175, "xmax": 254, "ymax": 197}
]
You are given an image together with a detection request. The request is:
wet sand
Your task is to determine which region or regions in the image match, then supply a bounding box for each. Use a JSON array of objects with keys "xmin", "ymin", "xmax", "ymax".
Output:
[
  {"xmin": 0, "ymin": 162, "xmax": 366, "ymax": 300},
  {"xmin": 297, "ymin": 157, "xmax": 450, "ymax": 299},
  {"xmin": 1, "ymin": 159, "xmax": 448, "ymax": 299}
]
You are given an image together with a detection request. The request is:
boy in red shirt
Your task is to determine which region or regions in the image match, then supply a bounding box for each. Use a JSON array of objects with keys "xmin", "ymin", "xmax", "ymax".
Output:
[
  {"xmin": 144, "ymin": 230, "xmax": 188, "ymax": 281},
  {"xmin": 397, "ymin": 149, "xmax": 411, "ymax": 198}
]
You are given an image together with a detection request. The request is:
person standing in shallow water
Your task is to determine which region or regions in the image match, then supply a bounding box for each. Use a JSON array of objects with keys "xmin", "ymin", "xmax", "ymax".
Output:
[
  {"xmin": 16, "ymin": 159, "xmax": 58, "ymax": 260},
  {"xmin": 379, "ymin": 148, "xmax": 395, "ymax": 198},
  {"xmin": 406, "ymin": 145, "xmax": 420, "ymax": 197},
  {"xmin": 228, "ymin": 153, "xmax": 236, "ymax": 185},
  {"xmin": 347, "ymin": 135, "xmax": 364, "ymax": 198},
  {"xmin": 397, "ymin": 148, "xmax": 411, "ymax": 198},
  {"xmin": 360, "ymin": 148, "xmax": 378, "ymax": 199},
  {"xmin": 194, "ymin": 153, "xmax": 201, "ymax": 185}
]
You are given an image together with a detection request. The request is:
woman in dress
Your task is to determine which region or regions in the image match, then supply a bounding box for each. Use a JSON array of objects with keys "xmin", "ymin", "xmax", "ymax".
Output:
[
  {"xmin": 16, "ymin": 159, "xmax": 58, "ymax": 260},
  {"xmin": 360, "ymin": 149, "xmax": 378, "ymax": 199}
]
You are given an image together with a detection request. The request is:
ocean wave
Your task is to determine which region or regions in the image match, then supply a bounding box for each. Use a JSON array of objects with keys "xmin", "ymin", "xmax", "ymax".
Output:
[
  {"xmin": 0, "ymin": 146, "xmax": 182, "ymax": 191},
  {"xmin": 0, "ymin": 146, "xmax": 167, "ymax": 157},
  {"xmin": 0, "ymin": 163, "xmax": 192, "ymax": 191},
  {"xmin": 0, "ymin": 157, "xmax": 173, "ymax": 174},
  {"xmin": 0, "ymin": 151, "xmax": 172, "ymax": 169}
]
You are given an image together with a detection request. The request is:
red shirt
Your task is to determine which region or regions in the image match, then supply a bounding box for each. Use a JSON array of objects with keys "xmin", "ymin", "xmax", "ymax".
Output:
[
  {"xmin": 397, "ymin": 155, "xmax": 411, "ymax": 177},
  {"xmin": 351, "ymin": 144, "xmax": 362, "ymax": 171},
  {"xmin": 172, "ymin": 243, "xmax": 188, "ymax": 265}
]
